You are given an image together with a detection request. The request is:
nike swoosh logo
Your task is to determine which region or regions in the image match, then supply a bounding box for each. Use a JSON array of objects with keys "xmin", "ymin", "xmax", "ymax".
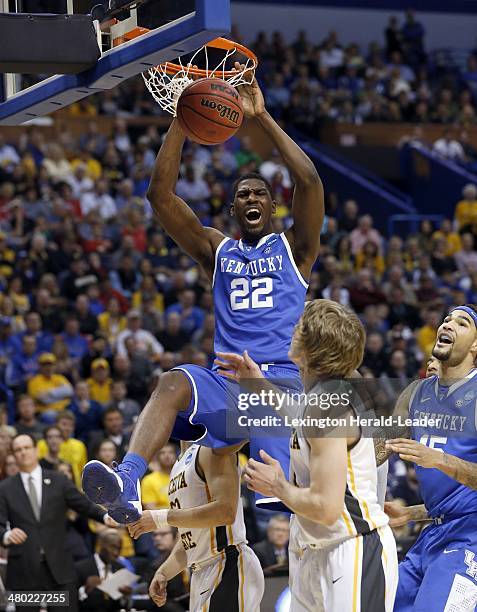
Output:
[
  {"xmin": 200, "ymin": 589, "xmax": 210, "ymax": 595},
  {"xmin": 421, "ymin": 398, "xmax": 431, "ymax": 403},
  {"xmin": 443, "ymin": 549, "xmax": 459, "ymax": 554},
  {"xmin": 332, "ymin": 577, "xmax": 343, "ymax": 584}
]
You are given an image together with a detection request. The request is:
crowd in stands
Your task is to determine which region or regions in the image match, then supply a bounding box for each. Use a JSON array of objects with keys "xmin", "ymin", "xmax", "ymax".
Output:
[
  {"xmin": 62, "ymin": 9, "xmax": 477, "ymax": 135},
  {"xmin": 0, "ymin": 110, "xmax": 472, "ymax": 580},
  {"xmin": 0, "ymin": 9, "xmax": 476, "ymax": 607}
]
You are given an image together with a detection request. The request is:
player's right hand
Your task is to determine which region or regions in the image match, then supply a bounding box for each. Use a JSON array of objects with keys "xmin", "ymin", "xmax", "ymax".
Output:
[
  {"xmin": 127, "ymin": 510, "xmax": 156, "ymax": 539},
  {"xmin": 6, "ymin": 528, "xmax": 28, "ymax": 545},
  {"xmin": 215, "ymin": 350, "xmax": 263, "ymax": 382},
  {"xmin": 384, "ymin": 501, "xmax": 412, "ymax": 527},
  {"xmin": 149, "ymin": 571, "xmax": 168, "ymax": 607},
  {"xmin": 234, "ymin": 62, "xmax": 266, "ymax": 118}
]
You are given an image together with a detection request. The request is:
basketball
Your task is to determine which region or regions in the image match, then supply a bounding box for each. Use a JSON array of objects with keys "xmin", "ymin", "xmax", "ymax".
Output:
[{"xmin": 176, "ymin": 78, "xmax": 244, "ymax": 145}]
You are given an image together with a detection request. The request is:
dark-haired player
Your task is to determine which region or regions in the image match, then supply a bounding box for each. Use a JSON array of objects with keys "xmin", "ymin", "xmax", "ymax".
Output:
[
  {"xmin": 82, "ymin": 75, "xmax": 324, "ymax": 522},
  {"xmin": 127, "ymin": 442, "xmax": 264, "ymax": 612},
  {"xmin": 385, "ymin": 305, "xmax": 477, "ymax": 611}
]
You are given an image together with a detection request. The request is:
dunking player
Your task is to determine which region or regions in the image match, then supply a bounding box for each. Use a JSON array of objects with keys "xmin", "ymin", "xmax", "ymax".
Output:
[
  {"xmin": 216, "ymin": 300, "xmax": 398, "ymax": 611},
  {"xmin": 127, "ymin": 443, "xmax": 264, "ymax": 611},
  {"xmin": 82, "ymin": 75, "xmax": 323, "ymax": 521},
  {"xmin": 385, "ymin": 305, "xmax": 477, "ymax": 611}
]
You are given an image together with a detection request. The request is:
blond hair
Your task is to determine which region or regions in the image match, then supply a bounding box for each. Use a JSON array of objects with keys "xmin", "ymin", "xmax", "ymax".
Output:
[{"xmin": 292, "ymin": 299, "xmax": 365, "ymax": 377}]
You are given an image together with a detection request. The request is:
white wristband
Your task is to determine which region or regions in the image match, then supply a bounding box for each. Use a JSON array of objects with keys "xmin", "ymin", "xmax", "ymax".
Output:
[{"xmin": 151, "ymin": 509, "xmax": 169, "ymax": 529}]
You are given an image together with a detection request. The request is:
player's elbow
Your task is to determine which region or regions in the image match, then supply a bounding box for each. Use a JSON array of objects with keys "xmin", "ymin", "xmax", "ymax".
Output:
[
  {"xmin": 319, "ymin": 510, "xmax": 340, "ymax": 527},
  {"xmin": 219, "ymin": 502, "xmax": 237, "ymax": 525},
  {"xmin": 146, "ymin": 184, "xmax": 170, "ymax": 209},
  {"xmin": 316, "ymin": 499, "xmax": 341, "ymax": 527},
  {"xmin": 298, "ymin": 163, "xmax": 321, "ymax": 187}
]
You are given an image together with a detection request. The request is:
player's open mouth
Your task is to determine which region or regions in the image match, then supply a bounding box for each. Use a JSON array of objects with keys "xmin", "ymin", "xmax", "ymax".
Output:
[
  {"xmin": 245, "ymin": 208, "xmax": 262, "ymax": 225},
  {"xmin": 436, "ymin": 332, "xmax": 453, "ymax": 346}
]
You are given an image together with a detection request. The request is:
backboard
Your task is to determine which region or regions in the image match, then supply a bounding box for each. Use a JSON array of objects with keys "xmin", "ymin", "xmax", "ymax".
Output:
[{"xmin": 0, "ymin": 0, "xmax": 231, "ymax": 125}]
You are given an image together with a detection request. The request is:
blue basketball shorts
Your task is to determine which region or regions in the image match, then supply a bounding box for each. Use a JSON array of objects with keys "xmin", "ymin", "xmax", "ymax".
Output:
[
  {"xmin": 171, "ymin": 363, "xmax": 303, "ymax": 509},
  {"xmin": 395, "ymin": 512, "xmax": 477, "ymax": 611}
]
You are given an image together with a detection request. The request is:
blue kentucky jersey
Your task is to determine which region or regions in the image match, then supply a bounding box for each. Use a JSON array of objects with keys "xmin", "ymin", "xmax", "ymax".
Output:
[
  {"xmin": 409, "ymin": 369, "xmax": 477, "ymax": 518},
  {"xmin": 213, "ymin": 232, "xmax": 308, "ymax": 367}
]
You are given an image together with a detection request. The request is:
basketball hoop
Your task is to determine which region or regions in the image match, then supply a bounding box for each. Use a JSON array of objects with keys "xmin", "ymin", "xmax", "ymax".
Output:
[{"xmin": 142, "ymin": 38, "xmax": 258, "ymax": 116}]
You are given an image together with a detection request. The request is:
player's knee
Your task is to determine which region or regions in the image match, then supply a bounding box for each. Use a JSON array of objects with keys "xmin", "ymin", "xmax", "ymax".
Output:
[{"xmin": 154, "ymin": 370, "xmax": 191, "ymax": 412}]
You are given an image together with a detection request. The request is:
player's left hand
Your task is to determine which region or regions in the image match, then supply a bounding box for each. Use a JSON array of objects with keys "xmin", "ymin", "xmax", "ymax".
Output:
[
  {"xmin": 234, "ymin": 63, "xmax": 266, "ymax": 118},
  {"xmin": 127, "ymin": 510, "xmax": 156, "ymax": 539},
  {"xmin": 243, "ymin": 450, "xmax": 286, "ymax": 497},
  {"xmin": 149, "ymin": 571, "xmax": 168, "ymax": 607},
  {"xmin": 385, "ymin": 438, "xmax": 441, "ymax": 468},
  {"xmin": 215, "ymin": 350, "xmax": 264, "ymax": 382}
]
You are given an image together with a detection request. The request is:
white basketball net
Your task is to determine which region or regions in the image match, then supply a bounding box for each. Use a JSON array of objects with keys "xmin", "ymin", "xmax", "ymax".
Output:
[{"xmin": 142, "ymin": 42, "xmax": 257, "ymax": 116}]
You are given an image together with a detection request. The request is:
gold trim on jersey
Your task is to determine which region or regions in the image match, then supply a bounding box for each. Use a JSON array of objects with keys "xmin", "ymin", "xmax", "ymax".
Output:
[
  {"xmin": 227, "ymin": 524, "xmax": 234, "ymax": 546},
  {"xmin": 347, "ymin": 451, "xmax": 377, "ymax": 531},
  {"xmin": 352, "ymin": 536, "xmax": 360, "ymax": 612},
  {"xmin": 239, "ymin": 547, "xmax": 245, "ymax": 612},
  {"xmin": 341, "ymin": 507, "xmax": 356, "ymax": 537}
]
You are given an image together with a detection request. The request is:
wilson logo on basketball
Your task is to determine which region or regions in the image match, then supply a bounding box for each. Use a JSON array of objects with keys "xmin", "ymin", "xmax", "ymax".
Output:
[{"xmin": 200, "ymin": 98, "xmax": 241, "ymax": 124}]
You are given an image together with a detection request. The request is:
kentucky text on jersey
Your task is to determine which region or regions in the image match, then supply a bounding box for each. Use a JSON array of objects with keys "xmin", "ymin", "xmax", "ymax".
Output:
[
  {"xmin": 412, "ymin": 410, "xmax": 467, "ymax": 432},
  {"xmin": 213, "ymin": 233, "xmax": 308, "ymax": 366},
  {"xmin": 219, "ymin": 255, "xmax": 283, "ymax": 276}
]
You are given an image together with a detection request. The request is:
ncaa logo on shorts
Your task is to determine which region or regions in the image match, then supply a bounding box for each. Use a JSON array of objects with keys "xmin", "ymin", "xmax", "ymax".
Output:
[
  {"xmin": 464, "ymin": 550, "xmax": 477, "ymax": 580},
  {"xmin": 184, "ymin": 453, "xmax": 193, "ymax": 466}
]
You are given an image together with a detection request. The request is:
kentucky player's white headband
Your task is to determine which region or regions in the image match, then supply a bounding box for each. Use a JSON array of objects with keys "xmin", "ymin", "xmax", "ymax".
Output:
[{"xmin": 449, "ymin": 306, "xmax": 477, "ymax": 327}]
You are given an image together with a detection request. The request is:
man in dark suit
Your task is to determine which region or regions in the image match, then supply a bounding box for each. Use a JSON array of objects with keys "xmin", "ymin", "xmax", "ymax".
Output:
[
  {"xmin": 75, "ymin": 529, "xmax": 131, "ymax": 612},
  {"xmin": 252, "ymin": 513, "xmax": 290, "ymax": 571},
  {"xmin": 0, "ymin": 433, "xmax": 117, "ymax": 612}
]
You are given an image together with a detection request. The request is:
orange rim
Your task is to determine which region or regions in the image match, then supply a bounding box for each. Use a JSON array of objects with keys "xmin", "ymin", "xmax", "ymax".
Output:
[{"xmin": 157, "ymin": 37, "xmax": 258, "ymax": 77}]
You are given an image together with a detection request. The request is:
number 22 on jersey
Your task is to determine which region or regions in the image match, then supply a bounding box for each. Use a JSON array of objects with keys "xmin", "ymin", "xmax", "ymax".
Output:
[{"xmin": 230, "ymin": 277, "xmax": 273, "ymax": 311}]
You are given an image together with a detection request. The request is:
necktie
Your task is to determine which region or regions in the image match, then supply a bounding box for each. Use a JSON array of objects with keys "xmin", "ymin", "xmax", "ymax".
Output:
[{"xmin": 28, "ymin": 476, "xmax": 41, "ymax": 521}]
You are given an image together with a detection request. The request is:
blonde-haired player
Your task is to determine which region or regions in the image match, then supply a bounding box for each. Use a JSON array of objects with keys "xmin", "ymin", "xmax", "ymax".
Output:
[
  {"xmin": 216, "ymin": 299, "xmax": 398, "ymax": 612},
  {"xmin": 128, "ymin": 443, "xmax": 264, "ymax": 611}
]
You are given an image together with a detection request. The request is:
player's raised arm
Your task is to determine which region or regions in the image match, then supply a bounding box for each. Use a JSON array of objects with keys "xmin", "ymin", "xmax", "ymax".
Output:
[
  {"xmin": 146, "ymin": 119, "xmax": 225, "ymax": 279},
  {"xmin": 237, "ymin": 72, "xmax": 324, "ymax": 279}
]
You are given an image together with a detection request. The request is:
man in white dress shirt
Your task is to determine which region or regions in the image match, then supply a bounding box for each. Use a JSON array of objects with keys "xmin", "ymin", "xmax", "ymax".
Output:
[{"xmin": 0, "ymin": 434, "xmax": 116, "ymax": 612}]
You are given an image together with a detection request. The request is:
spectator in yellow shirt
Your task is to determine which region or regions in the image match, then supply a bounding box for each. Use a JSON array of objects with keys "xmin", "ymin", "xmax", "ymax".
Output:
[
  {"xmin": 87, "ymin": 358, "xmax": 112, "ymax": 406},
  {"xmin": 131, "ymin": 276, "xmax": 164, "ymax": 314},
  {"xmin": 431, "ymin": 218, "xmax": 462, "ymax": 256},
  {"xmin": 70, "ymin": 148, "xmax": 102, "ymax": 181},
  {"xmin": 417, "ymin": 309, "xmax": 441, "ymax": 360},
  {"xmin": 141, "ymin": 442, "xmax": 178, "ymax": 510},
  {"xmin": 354, "ymin": 240, "xmax": 386, "ymax": 279},
  {"xmin": 454, "ymin": 183, "xmax": 477, "ymax": 231},
  {"xmin": 27, "ymin": 353, "xmax": 74, "ymax": 420},
  {"xmin": 0, "ymin": 232, "xmax": 16, "ymax": 278},
  {"xmin": 97, "ymin": 298, "xmax": 127, "ymax": 348},
  {"xmin": 37, "ymin": 411, "xmax": 87, "ymax": 488}
]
